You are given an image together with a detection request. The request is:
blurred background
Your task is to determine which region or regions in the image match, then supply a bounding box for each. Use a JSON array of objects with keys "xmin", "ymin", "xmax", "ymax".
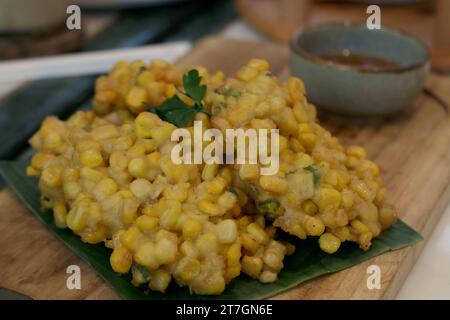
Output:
[{"xmin": 0, "ymin": 0, "xmax": 449, "ymax": 64}]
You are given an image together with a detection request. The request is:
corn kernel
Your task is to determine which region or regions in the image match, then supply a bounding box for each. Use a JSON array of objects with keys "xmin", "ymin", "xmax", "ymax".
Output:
[
  {"xmin": 136, "ymin": 215, "xmax": 159, "ymax": 232},
  {"xmin": 180, "ymin": 240, "xmax": 198, "ymax": 258},
  {"xmin": 135, "ymin": 112, "xmax": 160, "ymax": 138},
  {"xmin": 351, "ymin": 219, "xmax": 370, "ymax": 234},
  {"xmin": 259, "ymin": 175, "xmax": 288, "ymax": 193},
  {"xmin": 137, "ymin": 70, "xmax": 155, "ymax": 86},
  {"xmin": 239, "ymin": 164, "xmax": 259, "ymax": 180},
  {"xmin": 315, "ymin": 187, "xmax": 341, "ymax": 211},
  {"xmin": 64, "ymin": 181, "xmax": 82, "ymax": 200},
  {"xmin": 359, "ymin": 232, "xmax": 373, "ymax": 250},
  {"xmin": 331, "ymin": 226, "xmax": 350, "ymax": 242},
  {"xmin": 241, "ymin": 233, "xmax": 259, "ymax": 253},
  {"xmin": 92, "ymin": 178, "xmax": 118, "ymax": 201},
  {"xmin": 63, "ymin": 168, "xmax": 80, "ymax": 182},
  {"xmin": 319, "ymin": 233, "xmax": 341, "ymax": 254},
  {"xmin": 347, "ymin": 146, "xmax": 366, "ymax": 159},
  {"xmin": 346, "ymin": 156, "xmax": 359, "ymax": 169},
  {"xmin": 155, "ymin": 238, "xmax": 178, "ymax": 264},
  {"xmin": 217, "ymin": 192, "xmax": 237, "ymax": 211},
  {"xmin": 350, "ymin": 179, "xmax": 375, "ymax": 201},
  {"xmin": 149, "ymin": 269, "xmax": 171, "ymax": 293},
  {"xmin": 379, "ymin": 205, "xmax": 397, "ymax": 229},
  {"xmin": 120, "ymin": 226, "xmax": 141, "ymax": 252},
  {"xmin": 135, "ymin": 242, "xmax": 160, "ymax": 269},
  {"xmin": 207, "ymin": 176, "xmax": 228, "ymax": 194},
  {"xmin": 263, "ymin": 251, "xmax": 282, "ymax": 272},
  {"xmin": 80, "ymin": 149, "xmax": 103, "ymax": 167},
  {"xmin": 198, "ymin": 200, "xmax": 223, "ymax": 216},
  {"xmin": 163, "ymin": 183, "xmax": 189, "ymax": 202},
  {"xmin": 227, "ymin": 242, "xmax": 241, "ymax": 266},
  {"xmin": 26, "ymin": 166, "xmax": 40, "ymax": 176},
  {"xmin": 283, "ymin": 242, "xmax": 296, "ymax": 256},
  {"xmin": 237, "ymin": 66, "xmax": 258, "ymax": 81},
  {"xmin": 259, "ymin": 271, "xmax": 277, "ymax": 283},
  {"xmin": 122, "ymin": 197, "xmax": 139, "ymax": 225},
  {"xmin": 241, "ymin": 256, "xmax": 263, "ymax": 278},
  {"xmin": 303, "ymin": 215, "xmax": 325, "ymax": 236},
  {"xmin": 246, "ymin": 223, "xmax": 268, "ymax": 244},
  {"xmin": 53, "ymin": 202, "xmax": 67, "ymax": 228},
  {"xmin": 248, "ymin": 58, "xmax": 269, "ymax": 71},
  {"xmin": 126, "ymin": 86, "xmax": 148, "ymax": 112},
  {"xmin": 160, "ymin": 200, "xmax": 182, "ymax": 229},
  {"xmin": 151, "ymin": 123, "xmax": 176, "ymax": 147},
  {"xmin": 202, "ymin": 163, "xmax": 219, "ymax": 181},
  {"xmin": 175, "ymin": 257, "xmax": 201, "ymax": 282},
  {"xmin": 302, "ymin": 199, "xmax": 318, "ymax": 215},
  {"xmin": 41, "ymin": 166, "xmax": 63, "ymax": 188},
  {"xmin": 76, "ymin": 140, "xmax": 101, "ymax": 152},
  {"xmin": 286, "ymin": 77, "xmax": 305, "ymax": 102},
  {"xmin": 215, "ymin": 219, "xmax": 237, "ymax": 244},
  {"xmin": 110, "ymin": 247, "xmax": 132, "ymax": 273},
  {"xmin": 196, "ymin": 233, "xmax": 218, "ymax": 256},
  {"xmin": 80, "ymin": 167, "xmax": 104, "ymax": 182},
  {"xmin": 128, "ymin": 158, "xmax": 147, "ymax": 178},
  {"xmin": 299, "ymin": 133, "xmax": 317, "ymax": 151},
  {"xmin": 83, "ymin": 227, "xmax": 107, "ymax": 244},
  {"xmin": 182, "ymin": 219, "xmax": 203, "ymax": 238},
  {"xmin": 66, "ymin": 203, "xmax": 88, "ymax": 232},
  {"xmin": 293, "ymin": 102, "xmax": 309, "ymax": 123},
  {"xmin": 130, "ymin": 178, "xmax": 153, "ymax": 200}
]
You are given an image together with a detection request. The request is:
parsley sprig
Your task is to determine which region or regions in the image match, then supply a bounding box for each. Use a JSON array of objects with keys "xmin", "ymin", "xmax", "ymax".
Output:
[
  {"xmin": 146, "ymin": 69, "xmax": 211, "ymax": 127},
  {"xmin": 133, "ymin": 263, "xmax": 151, "ymax": 282},
  {"xmin": 304, "ymin": 165, "xmax": 321, "ymax": 186}
]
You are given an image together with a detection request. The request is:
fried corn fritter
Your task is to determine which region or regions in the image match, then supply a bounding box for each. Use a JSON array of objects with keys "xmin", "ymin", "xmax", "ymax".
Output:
[{"xmin": 27, "ymin": 58, "xmax": 396, "ymax": 295}]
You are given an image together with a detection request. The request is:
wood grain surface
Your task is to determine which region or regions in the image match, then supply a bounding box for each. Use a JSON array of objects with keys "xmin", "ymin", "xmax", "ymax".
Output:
[{"xmin": 0, "ymin": 37, "xmax": 449, "ymax": 299}]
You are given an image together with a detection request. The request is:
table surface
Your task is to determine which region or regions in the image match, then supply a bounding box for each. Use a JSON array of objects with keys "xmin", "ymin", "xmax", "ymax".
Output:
[{"xmin": 1, "ymin": 16, "xmax": 449, "ymax": 300}]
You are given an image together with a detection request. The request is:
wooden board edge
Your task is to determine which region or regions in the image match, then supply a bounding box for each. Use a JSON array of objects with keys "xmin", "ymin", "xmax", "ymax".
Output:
[{"xmin": 382, "ymin": 183, "xmax": 450, "ymax": 299}]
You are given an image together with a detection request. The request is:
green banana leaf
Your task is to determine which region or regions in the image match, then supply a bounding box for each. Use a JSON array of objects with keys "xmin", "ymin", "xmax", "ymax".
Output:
[{"xmin": 0, "ymin": 161, "xmax": 422, "ymax": 300}]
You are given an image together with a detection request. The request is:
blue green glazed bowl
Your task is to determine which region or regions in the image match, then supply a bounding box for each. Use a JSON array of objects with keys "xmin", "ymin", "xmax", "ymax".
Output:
[{"xmin": 290, "ymin": 23, "xmax": 430, "ymax": 116}]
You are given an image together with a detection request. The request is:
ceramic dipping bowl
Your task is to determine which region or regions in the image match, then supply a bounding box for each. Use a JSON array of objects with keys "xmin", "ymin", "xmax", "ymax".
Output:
[{"xmin": 290, "ymin": 23, "xmax": 430, "ymax": 116}]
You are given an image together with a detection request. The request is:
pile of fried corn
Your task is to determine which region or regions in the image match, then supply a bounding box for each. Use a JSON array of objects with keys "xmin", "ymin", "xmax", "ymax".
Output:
[{"xmin": 27, "ymin": 59, "xmax": 397, "ymax": 295}]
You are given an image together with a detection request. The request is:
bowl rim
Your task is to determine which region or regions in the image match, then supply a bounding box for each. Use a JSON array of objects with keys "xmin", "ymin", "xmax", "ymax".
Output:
[{"xmin": 290, "ymin": 21, "xmax": 430, "ymax": 74}]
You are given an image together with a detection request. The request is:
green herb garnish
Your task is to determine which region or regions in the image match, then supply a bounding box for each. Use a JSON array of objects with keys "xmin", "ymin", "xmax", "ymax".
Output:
[
  {"xmin": 214, "ymin": 86, "xmax": 241, "ymax": 98},
  {"xmin": 285, "ymin": 170, "xmax": 296, "ymax": 177},
  {"xmin": 214, "ymin": 86, "xmax": 227, "ymax": 95},
  {"xmin": 256, "ymin": 198, "xmax": 283, "ymax": 220},
  {"xmin": 304, "ymin": 165, "xmax": 321, "ymax": 186},
  {"xmin": 137, "ymin": 66, "xmax": 147, "ymax": 75},
  {"xmin": 226, "ymin": 89, "xmax": 241, "ymax": 98},
  {"xmin": 228, "ymin": 186, "xmax": 239, "ymax": 196},
  {"xmin": 134, "ymin": 263, "xmax": 151, "ymax": 282},
  {"xmin": 212, "ymin": 102, "xmax": 226, "ymax": 116},
  {"xmin": 146, "ymin": 69, "xmax": 211, "ymax": 127},
  {"xmin": 134, "ymin": 66, "xmax": 147, "ymax": 84},
  {"xmin": 147, "ymin": 96, "xmax": 199, "ymax": 128},
  {"xmin": 182, "ymin": 69, "xmax": 207, "ymax": 104}
]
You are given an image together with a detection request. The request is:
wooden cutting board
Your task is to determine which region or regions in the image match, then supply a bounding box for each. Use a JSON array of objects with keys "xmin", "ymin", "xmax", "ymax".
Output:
[{"xmin": 0, "ymin": 37, "xmax": 449, "ymax": 300}]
